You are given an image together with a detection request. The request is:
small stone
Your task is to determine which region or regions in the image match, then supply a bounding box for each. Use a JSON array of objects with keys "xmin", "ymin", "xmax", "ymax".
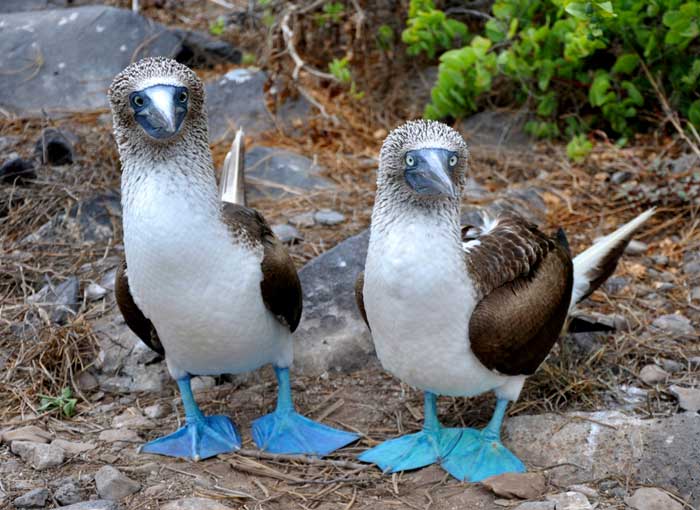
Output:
[
  {"xmin": 669, "ymin": 385, "xmax": 700, "ymax": 412},
  {"xmin": 611, "ymin": 170, "xmax": 632, "ymax": 184},
  {"xmin": 683, "ymin": 260, "xmax": 700, "ymax": 276},
  {"xmin": 111, "ymin": 408, "xmax": 155, "ymax": 430},
  {"xmin": 0, "ymin": 157, "xmax": 36, "ymax": 185},
  {"xmin": 651, "ymin": 254, "xmax": 669, "ymax": 266},
  {"xmin": 95, "ymin": 466, "xmax": 141, "ymax": 500},
  {"xmin": 191, "ymin": 376, "xmax": 216, "ymax": 393},
  {"xmin": 654, "ymin": 282, "xmax": 675, "ymax": 292},
  {"xmin": 161, "ymin": 497, "xmax": 233, "ymax": 510},
  {"xmin": 659, "ymin": 358, "xmax": 684, "ymax": 373},
  {"xmin": 55, "ymin": 482, "xmax": 81, "ymax": 506},
  {"xmin": 11, "ymin": 441, "xmax": 65, "ymax": 470},
  {"xmin": 482, "ymin": 472, "xmax": 546, "ymax": 500},
  {"xmin": 271, "ymin": 223, "xmax": 303, "ymax": 244},
  {"xmin": 2, "ymin": 425, "xmax": 52, "ymax": 444},
  {"xmin": 513, "ymin": 502, "xmax": 555, "ymax": 510},
  {"xmin": 77, "ymin": 371, "xmax": 99, "ymax": 392},
  {"xmin": 28, "ymin": 276, "xmax": 80, "ymax": 324},
  {"xmin": 51, "ymin": 439, "xmax": 96, "ymax": 455},
  {"xmin": 86, "ymin": 282, "xmax": 108, "ymax": 301},
  {"xmin": 690, "ymin": 287, "xmax": 700, "ymax": 302},
  {"xmin": 59, "ymin": 501, "xmax": 119, "ymax": 510},
  {"xmin": 143, "ymin": 403, "xmax": 170, "ymax": 419},
  {"xmin": 651, "ymin": 314, "xmax": 696, "ymax": 336},
  {"xmin": 314, "ymin": 209, "xmax": 345, "ymax": 226},
  {"xmin": 625, "ymin": 240, "xmax": 648, "ymax": 255},
  {"xmin": 639, "ymin": 364, "xmax": 669, "ymax": 384},
  {"xmin": 143, "ymin": 483, "xmax": 168, "ymax": 498},
  {"xmin": 625, "ymin": 487, "xmax": 683, "ymax": 510},
  {"xmin": 566, "ymin": 485, "xmax": 598, "ymax": 499},
  {"xmin": 34, "ymin": 128, "xmax": 74, "ymax": 166},
  {"xmin": 13, "ymin": 488, "xmax": 49, "ymax": 508},
  {"xmin": 546, "ymin": 491, "xmax": 592, "ymax": 510},
  {"xmin": 290, "ymin": 211, "xmax": 315, "ymax": 228},
  {"xmin": 98, "ymin": 428, "xmax": 142, "ymax": 443}
]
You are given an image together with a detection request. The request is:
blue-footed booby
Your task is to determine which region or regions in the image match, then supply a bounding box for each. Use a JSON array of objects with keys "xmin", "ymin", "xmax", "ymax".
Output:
[
  {"xmin": 356, "ymin": 120, "xmax": 654, "ymax": 481},
  {"xmin": 109, "ymin": 57, "xmax": 357, "ymax": 460}
]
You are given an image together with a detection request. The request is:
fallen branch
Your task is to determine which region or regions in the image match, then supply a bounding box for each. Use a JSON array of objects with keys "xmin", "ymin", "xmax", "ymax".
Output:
[
  {"xmin": 234, "ymin": 448, "xmax": 369, "ymax": 471},
  {"xmin": 281, "ymin": 7, "xmax": 339, "ymax": 82}
]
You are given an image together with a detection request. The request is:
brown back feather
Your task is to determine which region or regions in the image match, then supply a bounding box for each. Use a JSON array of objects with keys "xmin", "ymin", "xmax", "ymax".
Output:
[{"xmin": 355, "ymin": 271, "xmax": 369, "ymax": 330}]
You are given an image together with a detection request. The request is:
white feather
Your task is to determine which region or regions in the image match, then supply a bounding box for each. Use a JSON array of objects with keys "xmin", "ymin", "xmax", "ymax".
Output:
[
  {"xmin": 570, "ymin": 208, "xmax": 655, "ymax": 311},
  {"xmin": 220, "ymin": 128, "xmax": 246, "ymax": 206}
]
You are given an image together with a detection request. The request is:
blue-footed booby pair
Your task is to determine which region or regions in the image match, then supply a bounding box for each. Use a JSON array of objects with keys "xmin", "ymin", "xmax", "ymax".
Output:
[
  {"xmin": 356, "ymin": 120, "xmax": 654, "ymax": 481},
  {"xmin": 109, "ymin": 57, "xmax": 357, "ymax": 460}
]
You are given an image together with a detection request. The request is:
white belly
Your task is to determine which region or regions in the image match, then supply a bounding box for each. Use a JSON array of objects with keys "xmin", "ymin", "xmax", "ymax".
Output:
[
  {"xmin": 364, "ymin": 215, "xmax": 508, "ymax": 397},
  {"xmin": 122, "ymin": 176, "xmax": 291, "ymax": 379}
]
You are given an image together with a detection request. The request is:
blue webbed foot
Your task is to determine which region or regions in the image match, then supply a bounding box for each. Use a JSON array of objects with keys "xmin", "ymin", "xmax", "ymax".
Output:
[
  {"xmin": 253, "ymin": 366, "xmax": 358, "ymax": 456},
  {"xmin": 140, "ymin": 375, "xmax": 240, "ymax": 461},
  {"xmin": 141, "ymin": 415, "xmax": 241, "ymax": 461},
  {"xmin": 441, "ymin": 399, "xmax": 525, "ymax": 481},
  {"xmin": 358, "ymin": 427, "xmax": 461, "ymax": 472}
]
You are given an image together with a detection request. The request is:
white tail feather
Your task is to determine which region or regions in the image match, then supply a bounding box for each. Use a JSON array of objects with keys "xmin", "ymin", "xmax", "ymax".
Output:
[
  {"xmin": 570, "ymin": 208, "xmax": 655, "ymax": 312},
  {"xmin": 219, "ymin": 128, "xmax": 246, "ymax": 206}
]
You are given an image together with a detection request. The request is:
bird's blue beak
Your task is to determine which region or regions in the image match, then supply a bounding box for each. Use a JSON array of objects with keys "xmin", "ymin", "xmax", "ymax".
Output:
[
  {"xmin": 129, "ymin": 84, "xmax": 189, "ymax": 140},
  {"xmin": 404, "ymin": 148, "xmax": 458, "ymax": 198}
]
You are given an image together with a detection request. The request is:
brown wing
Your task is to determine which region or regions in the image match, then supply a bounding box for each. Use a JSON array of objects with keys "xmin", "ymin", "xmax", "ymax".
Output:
[
  {"xmin": 114, "ymin": 258, "xmax": 164, "ymax": 356},
  {"xmin": 465, "ymin": 215, "xmax": 573, "ymax": 376},
  {"xmin": 222, "ymin": 203, "xmax": 302, "ymax": 332},
  {"xmin": 355, "ymin": 271, "xmax": 369, "ymax": 329}
]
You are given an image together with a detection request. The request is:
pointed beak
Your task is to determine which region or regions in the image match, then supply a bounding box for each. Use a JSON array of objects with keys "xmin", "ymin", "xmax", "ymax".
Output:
[
  {"xmin": 404, "ymin": 148, "xmax": 458, "ymax": 198},
  {"xmin": 131, "ymin": 84, "xmax": 188, "ymax": 140}
]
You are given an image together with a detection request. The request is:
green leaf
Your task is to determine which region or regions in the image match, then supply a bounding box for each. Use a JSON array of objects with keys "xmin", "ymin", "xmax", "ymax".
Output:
[
  {"xmin": 565, "ymin": 2, "xmax": 588, "ymax": 20},
  {"xmin": 689, "ymin": 100, "xmax": 700, "ymax": 128},
  {"xmin": 566, "ymin": 134, "xmax": 593, "ymax": 162},
  {"xmin": 612, "ymin": 54, "xmax": 639, "ymax": 74},
  {"xmin": 589, "ymin": 72, "xmax": 611, "ymax": 106}
]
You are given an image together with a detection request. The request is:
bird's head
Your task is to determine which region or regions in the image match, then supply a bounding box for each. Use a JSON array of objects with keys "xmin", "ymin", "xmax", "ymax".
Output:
[
  {"xmin": 378, "ymin": 120, "xmax": 469, "ymax": 204},
  {"xmin": 109, "ymin": 58, "xmax": 206, "ymax": 146}
]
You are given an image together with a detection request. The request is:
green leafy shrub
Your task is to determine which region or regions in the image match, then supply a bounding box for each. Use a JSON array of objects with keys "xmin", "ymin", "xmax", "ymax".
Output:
[
  {"xmin": 404, "ymin": 0, "xmax": 700, "ymax": 158},
  {"xmin": 329, "ymin": 57, "xmax": 365, "ymax": 99},
  {"xmin": 39, "ymin": 387, "xmax": 77, "ymax": 418}
]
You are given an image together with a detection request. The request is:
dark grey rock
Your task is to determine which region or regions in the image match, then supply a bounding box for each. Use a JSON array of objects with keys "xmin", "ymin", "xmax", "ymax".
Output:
[
  {"xmin": 54, "ymin": 482, "xmax": 81, "ymax": 506},
  {"xmin": 59, "ymin": 501, "xmax": 119, "ymax": 510},
  {"xmin": 651, "ymin": 254, "xmax": 669, "ymax": 266},
  {"xmin": 28, "ymin": 276, "xmax": 79, "ymax": 324},
  {"xmin": 0, "ymin": 0, "xmax": 77, "ymax": 13},
  {"xmin": 504, "ymin": 411, "xmax": 700, "ymax": 507},
  {"xmin": 0, "ymin": 7, "xmax": 182, "ymax": 117},
  {"xmin": 271, "ymin": 224, "xmax": 302, "ymax": 244},
  {"xmin": 460, "ymin": 110, "xmax": 532, "ymax": 149},
  {"xmin": 611, "ymin": 170, "xmax": 633, "ymax": 184},
  {"xmin": 34, "ymin": 128, "xmax": 74, "ymax": 165},
  {"xmin": 604, "ymin": 275, "xmax": 629, "ymax": 294},
  {"xmin": 95, "ymin": 466, "xmax": 140, "ymax": 500},
  {"xmin": 243, "ymin": 146, "xmax": 335, "ymax": 198},
  {"xmin": 314, "ymin": 209, "xmax": 345, "ymax": 226},
  {"xmin": 0, "ymin": 157, "xmax": 36, "ymax": 184},
  {"xmin": 651, "ymin": 314, "xmax": 696, "ymax": 336},
  {"xmin": 170, "ymin": 29, "xmax": 241, "ymax": 68},
  {"xmin": 293, "ymin": 230, "xmax": 374, "ymax": 374},
  {"xmin": 13, "ymin": 488, "xmax": 49, "ymax": 508},
  {"xmin": 691, "ymin": 286, "xmax": 700, "ymax": 302}
]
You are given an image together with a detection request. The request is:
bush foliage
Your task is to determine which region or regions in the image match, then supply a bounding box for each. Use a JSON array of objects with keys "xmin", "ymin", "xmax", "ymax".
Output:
[{"xmin": 404, "ymin": 0, "xmax": 700, "ymax": 149}]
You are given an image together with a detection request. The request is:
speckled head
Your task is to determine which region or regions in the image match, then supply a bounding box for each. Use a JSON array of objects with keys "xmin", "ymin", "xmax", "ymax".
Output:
[
  {"xmin": 109, "ymin": 58, "xmax": 208, "ymax": 150},
  {"xmin": 379, "ymin": 120, "xmax": 469, "ymax": 203}
]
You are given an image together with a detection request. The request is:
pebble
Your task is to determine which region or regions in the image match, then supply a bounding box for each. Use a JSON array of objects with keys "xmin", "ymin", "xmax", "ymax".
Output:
[
  {"xmin": 0, "ymin": 157, "xmax": 36, "ymax": 185},
  {"xmin": 625, "ymin": 240, "xmax": 648, "ymax": 255},
  {"xmin": 290, "ymin": 211, "xmax": 315, "ymax": 227},
  {"xmin": 143, "ymin": 403, "xmax": 170, "ymax": 419},
  {"xmin": 143, "ymin": 483, "xmax": 169, "ymax": 498},
  {"xmin": 2, "ymin": 426, "xmax": 52, "ymax": 444},
  {"xmin": 659, "ymin": 358, "xmax": 684, "ymax": 373},
  {"xmin": 546, "ymin": 491, "xmax": 592, "ymax": 510},
  {"xmin": 77, "ymin": 371, "xmax": 99, "ymax": 392},
  {"xmin": 611, "ymin": 170, "xmax": 632, "ymax": 184},
  {"xmin": 34, "ymin": 128, "xmax": 74, "ymax": 166},
  {"xmin": 639, "ymin": 364, "xmax": 669, "ymax": 384},
  {"xmin": 271, "ymin": 223, "xmax": 303, "ymax": 244},
  {"xmin": 55, "ymin": 482, "xmax": 81, "ymax": 506},
  {"xmin": 690, "ymin": 286, "xmax": 700, "ymax": 302},
  {"xmin": 651, "ymin": 254, "xmax": 669, "ymax": 266},
  {"xmin": 669, "ymin": 385, "xmax": 700, "ymax": 412},
  {"xmin": 683, "ymin": 259, "xmax": 700, "ymax": 276},
  {"xmin": 161, "ymin": 497, "xmax": 233, "ymax": 510},
  {"xmin": 86, "ymin": 282, "xmax": 108, "ymax": 301},
  {"xmin": 314, "ymin": 209, "xmax": 345, "ymax": 225},
  {"xmin": 482, "ymin": 472, "xmax": 546, "ymax": 499},
  {"xmin": 191, "ymin": 376, "xmax": 216, "ymax": 392},
  {"xmin": 98, "ymin": 428, "xmax": 142, "ymax": 443},
  {"xmin": 566, "ymin": 485, "xmax": 598, "ymax": 499},
  {"xmin": 651, "ymin": 314, "xmax": 696, "ymax": 336},
  {"xmin": 111, "ymin": 408, "xmax": 155, "ymax": 430},
  {"xmin": 95, "ymin": 466, "xmax": 141, "ymax": 500},
  {"xmin": 513, "ymin": 502, "xmax": 555, "ymax": 510},
  {"xmin": 625, "ymin": 487, "xmax": 683, "ymax": 510},
  {"xmin": 11, "ymin": 441, "xmax": 65, "ymax": 470},
  {"xmin": 51, "ymin": 439, "xmax": 96, "ymax": 455},
  {"xmin": 59, "ymin": 501, "xmax": 119, "ymax": 510},
  {"xmin": 13, "ymin": 488, "xmax": 49, "ymax": 508}
]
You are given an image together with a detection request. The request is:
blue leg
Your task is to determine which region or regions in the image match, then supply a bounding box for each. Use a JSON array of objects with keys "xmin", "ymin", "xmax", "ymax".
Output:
[
  {"xmin": 141, "ymin": 376, "xmax": 241, "ymax": 460},
  {"xmin": 358, "ymin": 392, "xmax": 462, "ymax": 473},
  {"xmin": 441, "ymin": 398, "xmax": 525, "ymax": 481},
  {"xmin": 252, "ymin": 367, "xmax": 358, "ymax": 456}
]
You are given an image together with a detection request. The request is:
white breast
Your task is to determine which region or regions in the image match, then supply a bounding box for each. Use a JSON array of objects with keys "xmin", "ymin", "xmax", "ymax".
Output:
[
  {"xmin": 122, "ymin": 171, "xmax": 292, "ymax": 379},
  {"xmin": 364, "ymin": 214, "xmax": 509, "ymax": 397}
]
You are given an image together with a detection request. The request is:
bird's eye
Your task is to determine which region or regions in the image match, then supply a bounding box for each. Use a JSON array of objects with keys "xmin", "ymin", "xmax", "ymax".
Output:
[
  {"xmin": 132, "ymin": 95, "xmax": 144, "ymax": 107},
  {"xmin": 449, "ymin": 155, "xmax": 458, "ymax": 166},
  {"xmin": 178, "ymin": 90, "xmax": 188, "ymax": 103},
  {"xmin": 405, "ymin": 154, "xmax": 415, "ymax": 166}
]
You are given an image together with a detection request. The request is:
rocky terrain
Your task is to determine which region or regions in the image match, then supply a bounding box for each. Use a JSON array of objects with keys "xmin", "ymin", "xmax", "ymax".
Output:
[{"xmin": 1, "ymin": 1, "xmax": 699, "ymax": 509}]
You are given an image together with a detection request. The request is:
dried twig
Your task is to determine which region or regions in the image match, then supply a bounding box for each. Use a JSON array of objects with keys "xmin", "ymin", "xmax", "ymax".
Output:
[{"xmin": 281, "ymin": 7, "xmax": 338, "ymax": 82}]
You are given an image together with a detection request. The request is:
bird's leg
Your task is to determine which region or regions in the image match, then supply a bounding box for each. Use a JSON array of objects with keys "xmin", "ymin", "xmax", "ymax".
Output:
[
  {"xmin": 140, "ymin": 375, "xmax": 241, "ymax": 461},
  {"xmin": 252, "ymin": 366, "xmax": 359, "ymax": 456},
  {"xmin": 441, "ymin": 398, "xmax": 525, "ymax": 481},
  {"xmin": 358, "ymin": 392, "xmax": 462, "ymax": 473}
]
